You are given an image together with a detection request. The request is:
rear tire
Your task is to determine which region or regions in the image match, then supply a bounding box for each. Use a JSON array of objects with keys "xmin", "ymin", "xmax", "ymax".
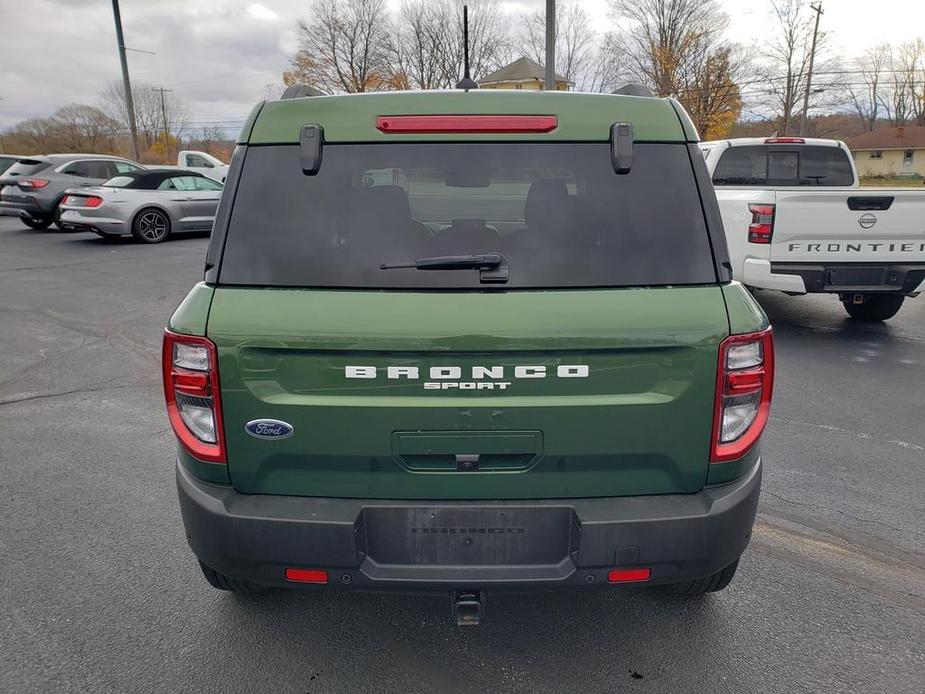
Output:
[
  {"xmin": 673, "ymin": 559, "xmax": 739, "ymax": 595},
  {"xmin": 131, "ymin": 207, "xmax": 171, "ymax": 243},
  {"xmin": 21, "ymin": 216, "xmax": 52, "ymax": 230},
  {"xmin": 198, "ymin": 561, "xmax": 268, "ymax": 594},
  {"xmin": 842, "ymin": 294, "xmax": 904, "ymax": 321}
]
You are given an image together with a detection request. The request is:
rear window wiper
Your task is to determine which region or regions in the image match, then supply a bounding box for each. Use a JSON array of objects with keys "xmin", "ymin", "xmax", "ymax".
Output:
[{"xmin": 380, "ymin": 253, "xmax": 509, "ymax": 283}]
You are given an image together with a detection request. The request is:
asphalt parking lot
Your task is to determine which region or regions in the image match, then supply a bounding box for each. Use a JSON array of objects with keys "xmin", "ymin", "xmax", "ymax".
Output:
[{"xmin": 0, "ymin": 216, "xmax": 922, "ymax": 693}]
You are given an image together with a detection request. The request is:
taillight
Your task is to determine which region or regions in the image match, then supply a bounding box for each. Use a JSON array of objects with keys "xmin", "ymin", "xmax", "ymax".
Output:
[
  {"xmin": 18, "ymin": 178, "xmax": 49, "ymax": 188},
  {"xmin": 162, "ymin": 330, "xmax": 225, "ymax": 463},
  {"xmin": 85, "ymin": 196, "xmax": 103, "ymax": 208},
  {"xmin": 711, "ymin": 328, "xmax": 774, "ymax": 463},
  {"xmin": 748, "ymin": 203, "xmax": 775, "ymax": 244}
]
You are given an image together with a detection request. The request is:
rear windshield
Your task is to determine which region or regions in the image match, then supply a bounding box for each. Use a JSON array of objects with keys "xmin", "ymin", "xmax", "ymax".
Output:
[
  {"xmin": 219, "ymin": 143, "xmax": 716, "ymax": 289},
  {"xmin": 4, "ymin": 159, "xmax": 50, "ymax": 177},
  {"xmin": 712, "ymin": 145, "xmax": 854, "ymax": 186}
]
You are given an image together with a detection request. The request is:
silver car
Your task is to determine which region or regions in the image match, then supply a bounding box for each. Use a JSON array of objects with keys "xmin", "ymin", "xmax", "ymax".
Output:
[
  {"xmin": 58, "ymin": 169, "xmax": 223, "ymax": 243},
  {"xmin": 0, "ymin": 154, "xmax": 144, "ymax": 229}
]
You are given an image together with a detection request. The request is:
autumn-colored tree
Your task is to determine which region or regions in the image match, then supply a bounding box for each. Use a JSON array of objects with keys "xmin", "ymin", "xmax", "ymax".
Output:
[
  {"xmin": 682, "ymin": 47, "xmax": 743, "ymax": 139},
  {"xmin": 608, "ymin": 0, "xmax": 749, "ymax": 137}
]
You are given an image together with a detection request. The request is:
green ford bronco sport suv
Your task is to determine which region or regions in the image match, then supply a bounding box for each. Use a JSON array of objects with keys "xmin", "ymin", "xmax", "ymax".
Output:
[{"xmin": 163, "ymin": 89, "xmax": 773, "ymax": 623}]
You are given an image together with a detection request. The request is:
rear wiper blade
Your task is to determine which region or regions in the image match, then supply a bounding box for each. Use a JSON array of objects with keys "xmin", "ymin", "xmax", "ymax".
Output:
[{"xmin": 380, "ymin": 253, "xmax": 509, "ymax": 283}]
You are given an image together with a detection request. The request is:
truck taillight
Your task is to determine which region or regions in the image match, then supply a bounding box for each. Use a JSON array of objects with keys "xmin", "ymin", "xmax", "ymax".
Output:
[
  {"xmin": 748, "ymin": 203, "xmax": 775, "ymax": 244},
  {"xmin": 162, "ymin": 330, "xmax": 226, "ymax": 463},
  {"xmin": 711, "ymin": 328, "xmax": 774, "ymax": 463}
]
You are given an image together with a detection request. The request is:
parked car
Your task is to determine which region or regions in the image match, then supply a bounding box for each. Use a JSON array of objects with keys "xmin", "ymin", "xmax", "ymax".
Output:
[
  {"xmin": 165, "ymin": 88, "xmax": 772, "ymax": 623},
  {"xmin": 159, "ymin": 150, "xmax": 230, "ymax": 182},
  {"xmin": 0, "ymin": 154, "xmax": 144, "ymax": 230},
  {"xmin": 701, "ymin": 137, "xmax": 925, "ymax": 321},
  {"xmin": 58, "ymin": 169, "xmax": 223, "ymax": 243}
]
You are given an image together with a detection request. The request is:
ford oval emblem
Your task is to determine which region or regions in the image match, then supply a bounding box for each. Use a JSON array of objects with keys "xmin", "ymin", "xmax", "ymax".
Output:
[{"xmin": 245, "ymin": 419, "xmax": 294, "ymax": 440}]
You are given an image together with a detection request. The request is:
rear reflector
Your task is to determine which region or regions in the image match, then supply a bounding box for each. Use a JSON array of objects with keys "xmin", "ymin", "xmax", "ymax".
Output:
[
  {"xmin": 608, "ymin": 568, "xmax": 651, "ymax": 583},
  {"xmin": 285, "ymin": 568, "xmax": 329, "ymax": 584},
  {"xmin": 764, "ymin": 137, "xmax": 805, "ymax": 144},
  {"xmin": 376, "ymin": 115, "xmax": 558, "ymax": 134}
]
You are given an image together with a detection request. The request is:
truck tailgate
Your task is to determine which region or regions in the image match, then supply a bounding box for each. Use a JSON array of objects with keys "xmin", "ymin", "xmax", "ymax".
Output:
[{"xmin": 770, "ymin": 189, "xmax": 925, "ymax": 263}]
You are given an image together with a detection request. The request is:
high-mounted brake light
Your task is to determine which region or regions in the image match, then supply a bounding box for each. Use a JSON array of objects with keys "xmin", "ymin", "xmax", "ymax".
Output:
[
  {"xmin": 748, "ymin": 203, "xmax": 775, "ymax": 244},
  {"xmin": 711, "ymin": 328, "xmax": 774, "ymax": 463},
  {"xmin": 162, "ymin": 330, "xmax": 226, "ymax": 463},
  {"xmin": 376, "ymin": 115, "xmax": 558, "ymax": 134},
  {"xmin": 764, "ymin": 137, "xmax": 805, "ymax": 144},
  {"xmin": 18, "ymin": 178, "xmax": 49, "ymax": 189}
]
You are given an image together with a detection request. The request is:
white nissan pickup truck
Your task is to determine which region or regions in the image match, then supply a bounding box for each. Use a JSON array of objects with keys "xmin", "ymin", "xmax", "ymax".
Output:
[{"xmin": 701, "ymin": 137, "xmax": 925, "ymax": 321}]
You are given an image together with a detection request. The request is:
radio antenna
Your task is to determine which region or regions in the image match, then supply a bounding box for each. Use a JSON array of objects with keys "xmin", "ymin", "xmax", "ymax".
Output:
[{"xmin": 456, "ymin": 5, "xmax": 479, "ymax": 90}]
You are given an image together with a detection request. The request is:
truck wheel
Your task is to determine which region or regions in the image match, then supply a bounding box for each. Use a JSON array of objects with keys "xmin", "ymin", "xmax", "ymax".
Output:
[
  {"xmin": 131, "ymin": 208, "xmax": 171, "ymax": 243},
  {"xmin": 842, "ymin": 294, "xmax": 904, "ymax": 322},
  {"xmin": 198, "ymin": 561, "xmax": 268, "ymax": 594},
  {"xmin": 22, "ymin": 216, "xmax": 52, "ymax": 230},
  {"xmin": 673, "ymin": 559, "xmax": 739, "ymax": 595}
]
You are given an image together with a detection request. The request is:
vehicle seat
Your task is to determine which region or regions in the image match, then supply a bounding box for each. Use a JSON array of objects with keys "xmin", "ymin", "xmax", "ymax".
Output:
[
  {"xmin": 524, "ymin": 179, "xmax": 573, "ymax": 236},
  {"xmin": 342, "ymin": 185, "xmax": 431, "ymax": 254}
]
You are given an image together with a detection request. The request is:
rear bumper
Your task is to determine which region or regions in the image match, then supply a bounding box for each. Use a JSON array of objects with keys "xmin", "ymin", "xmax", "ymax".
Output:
[
  {"xmin": 770, "ymin": 262, "xmax": 925, "ymax": 295},
  {"xmin": 177, "ymin": 458, "xmax": 761, "ymax": 593},
  {"xmin": 0, "ymin": 197, "xmax": 46, "ymax": 218},
  {"xmin": 58, "ymin": 210, "xmax": 129, "ymax": 235}
]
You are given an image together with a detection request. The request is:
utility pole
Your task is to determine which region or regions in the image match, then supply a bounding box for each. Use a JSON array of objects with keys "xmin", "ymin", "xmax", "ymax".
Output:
[
  {"xmin": 152, "ymin": 87, "xmax": 173, "ymax": 162},
  {"xmin": 799, "ymin": 2, "xmax": 824, "ymax": 136},
  {"xmin": 544, "ymin": 0, "xmax": 555, "ymax": 90},
  {"xmin": 111, "ymin": 0, "xmax": 140, "ymax": 162}
]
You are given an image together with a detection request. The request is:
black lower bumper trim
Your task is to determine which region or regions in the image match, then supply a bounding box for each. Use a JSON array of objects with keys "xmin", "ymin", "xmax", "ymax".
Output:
[
  {"xmin": 771, "ymin": 262, "xmax": 925, "ymax": 294},
  {"xmin": 177, "ymin": 458, "xmax": 761, "ymax": 593}
]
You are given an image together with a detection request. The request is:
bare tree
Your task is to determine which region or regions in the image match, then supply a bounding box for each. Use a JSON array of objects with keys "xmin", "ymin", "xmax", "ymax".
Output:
[
  {"xmin": 878, "ymin": 40, "xmax": 920, "ymax": 126},
  {"xmin": 284, "ymin": 0, "xmax": 394, "ymax": 93},
  {"xmin": 847, "ymin": 44, "xmax": 889, "ymax": 132},
  {"xmin": 584, "ymin": 32, "xmax": 635, "ymax": 94},
  {"xmin": 759, "ymin": 0, "xmax": 840, "ymax": 135},
  {"xmin": 518, "ymin": 2, "xmax": 597, "ymax": 89},
  {"xmin": 391, "ymin": 0, "xmax": 455, "ymax": 89},
  {"xmin": 101, "ymin": 80, "xmax": 188, "ymax": 149},
  {"xmin": 897, "ymin": 38, "xmax": 925, "ymax": 125}
]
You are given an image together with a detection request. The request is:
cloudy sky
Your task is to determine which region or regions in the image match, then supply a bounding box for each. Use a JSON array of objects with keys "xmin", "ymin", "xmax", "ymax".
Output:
[{"xmin": 1, "ymin": 0, "xmax": 924, "ymax": 133}]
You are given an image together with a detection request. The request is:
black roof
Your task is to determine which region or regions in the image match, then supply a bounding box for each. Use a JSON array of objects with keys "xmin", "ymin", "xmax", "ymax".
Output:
[{"xmin": 117, "ymin": 169, "xmax": 206, "ymax": 190}]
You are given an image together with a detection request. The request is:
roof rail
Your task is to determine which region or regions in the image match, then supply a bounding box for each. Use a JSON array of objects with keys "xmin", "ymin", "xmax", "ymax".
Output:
[
  {"xmin": 613, "ymin": 83, "xmax": 655, "ymax": 98},
  {"xmin": 280, "ymin": 84, "xmax": 326, "ymax": 100}
]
